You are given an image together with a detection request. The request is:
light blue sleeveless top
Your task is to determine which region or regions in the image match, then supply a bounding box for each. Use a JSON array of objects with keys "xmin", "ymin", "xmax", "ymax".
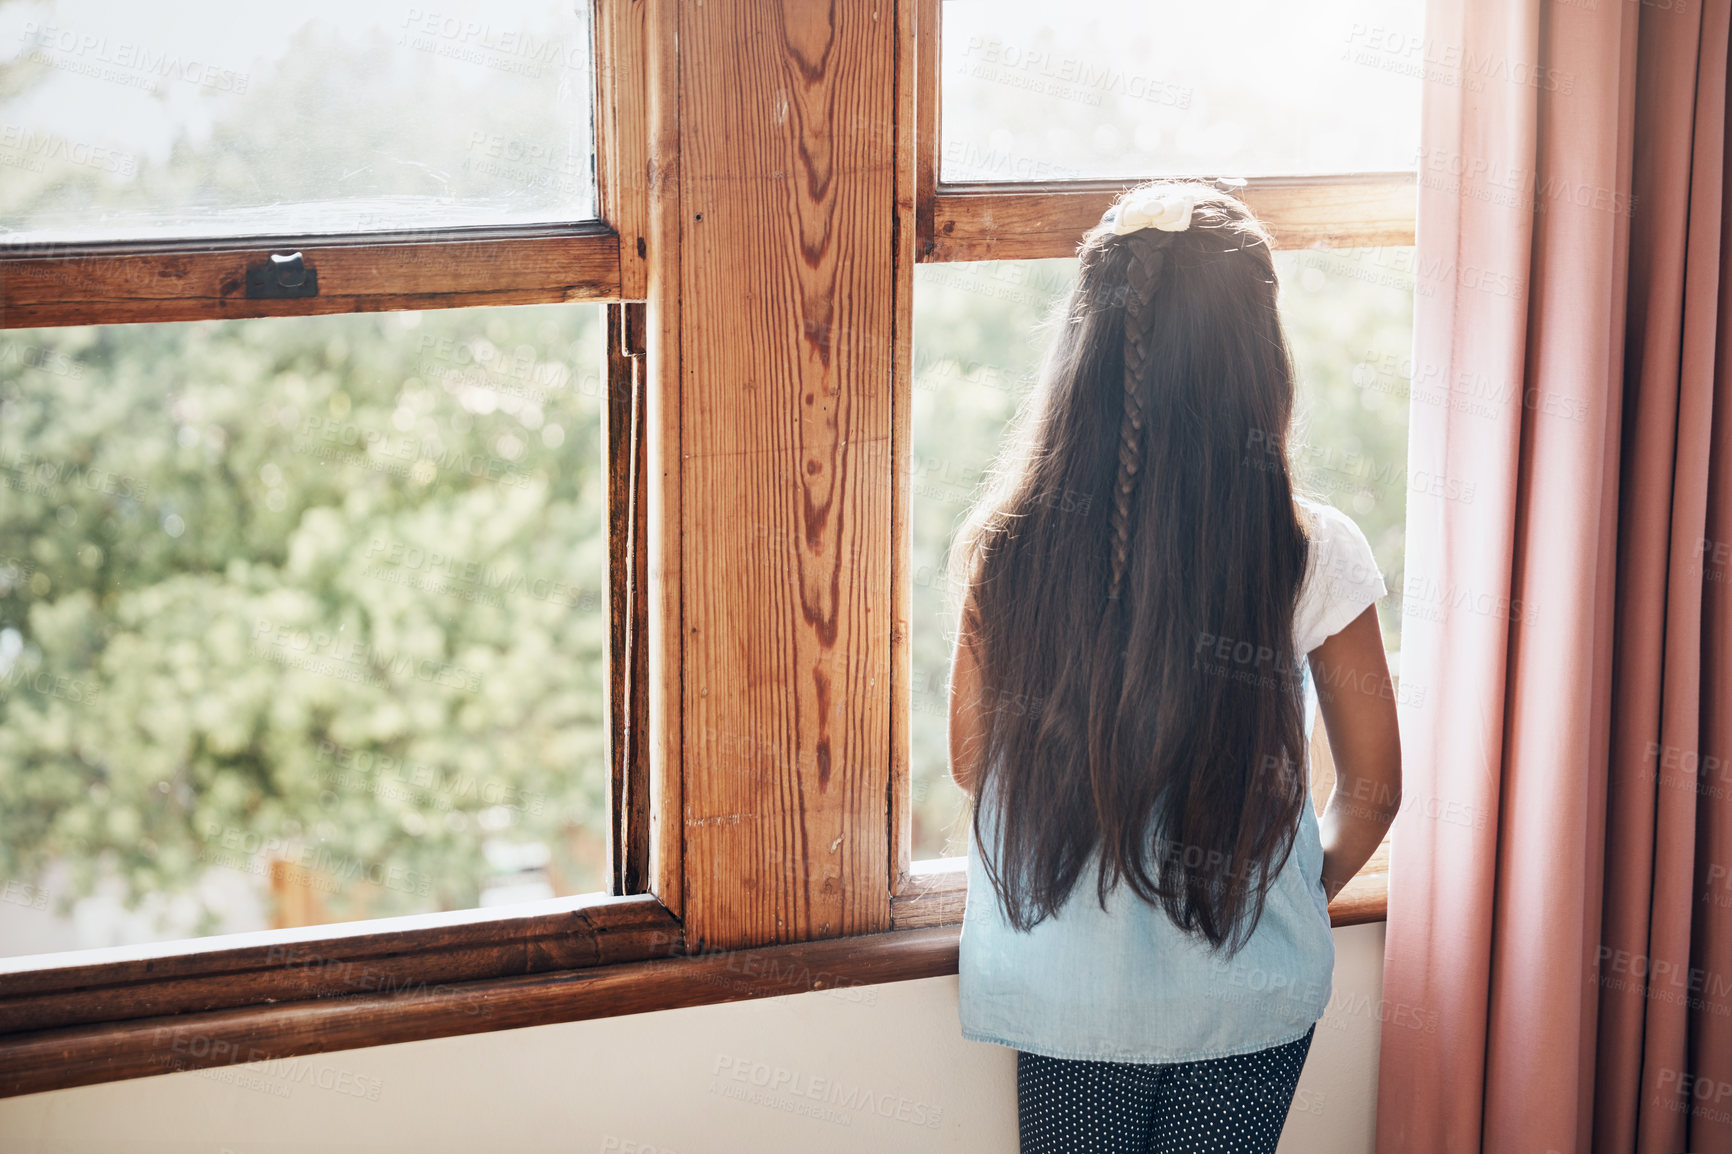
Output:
[{"xmin": 956, "ymin": 497, "xmax": 1386, "ymax": 1064}]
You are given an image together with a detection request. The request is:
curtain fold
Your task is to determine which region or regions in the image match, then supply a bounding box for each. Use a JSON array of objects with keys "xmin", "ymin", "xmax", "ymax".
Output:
[{"xmin": 1375, "ymin": 0, "xmax": 1732, "ymax": 1151}]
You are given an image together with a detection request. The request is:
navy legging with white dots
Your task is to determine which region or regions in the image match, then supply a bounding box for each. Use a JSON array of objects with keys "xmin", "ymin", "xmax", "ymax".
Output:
[{"xmin": 1016, "ymin": 1025, "xmax": 1315, "ymax": 1153}]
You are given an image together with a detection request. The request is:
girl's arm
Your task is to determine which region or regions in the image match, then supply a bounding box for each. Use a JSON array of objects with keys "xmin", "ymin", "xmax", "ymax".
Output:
[
  {"xmin": 1309, "ymin": 604, "xmax": 1403, "ymax": 903},
  {"xmin": 948, "ymin": 595, "xmax": 987, "ymax": 797}
]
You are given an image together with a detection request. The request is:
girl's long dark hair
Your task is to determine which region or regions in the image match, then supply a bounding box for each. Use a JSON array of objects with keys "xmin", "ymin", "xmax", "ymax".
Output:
[{"xmin": 953, "ymin": 181, "xmax": 1313, "ymax": 955}]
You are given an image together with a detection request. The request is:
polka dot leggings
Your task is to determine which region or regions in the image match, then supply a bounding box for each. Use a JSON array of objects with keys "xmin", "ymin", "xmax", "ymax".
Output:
[{"xmin": 1016, "ymin": 1025, "xmax": 1316, "ymax": 1153}]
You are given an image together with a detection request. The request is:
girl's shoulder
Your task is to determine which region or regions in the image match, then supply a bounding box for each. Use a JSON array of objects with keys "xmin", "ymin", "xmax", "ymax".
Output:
[
  {"xmin": 1293, "ymin": 494, "xmax": 1371, "ymax": 559},
  {"xmin": 1291, "ymin": 495, "xmax": 1387, "ymax": 655}
]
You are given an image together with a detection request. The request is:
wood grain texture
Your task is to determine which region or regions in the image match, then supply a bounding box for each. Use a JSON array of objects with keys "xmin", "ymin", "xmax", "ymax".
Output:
[
  {"xmin": 890, "ymin": 862, "xmax": 967, "ymax": 929},
  {"xmin": 605, "ymin": 304, "xmax": 636, "ymax": 895},
  {"xmin": 888, "ymin": 0, "xmax": 922, "ymax": 891},
  {"xmin": 0, "ymin": 925, "xmax": 959, "ymax": 1099},
  {"xmin": 677, "ymin": 0, "xmax": 897, "ymax": 950},
  {"xmin": 600, "ymin": 302, "xmax": 652, "ymax": 899},
  {"xmin": 0, "ymin": 894, "xmax": 680, "ymax": 1037},
  {"xmin": 642, "ymin": 0, "xmax": 685, "ymax": 919},
  {"xmin": 0, "ymin": 228, "xmax": 624, "ymax": 328},
  {"xmin": 923, "ymin": 173, "xmax": 1418, "ymax": 263},
  {"xmin": 623, "ymin": 303, "xmax": 653, "ymax": 895},
  {"xmin": 594, "ymin": 0, "xmax": 652, "ymax": 300},
  {"xmin": 912, "ymin": 0, "xmax": 940, "ymax": 263}
]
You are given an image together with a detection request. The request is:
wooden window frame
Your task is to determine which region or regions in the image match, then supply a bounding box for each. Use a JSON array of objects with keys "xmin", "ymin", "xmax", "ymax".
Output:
[
  {"xmin": 887, "ymin": 0, "xmax": 1404, "ymax": 928},
  {"xmin": 0, "ymin": 0, "xmax": 695, "ymax": 1096},
  {"xmin": 0, "ymin": 0, "xmax": 1401, "ymax": 1100}
]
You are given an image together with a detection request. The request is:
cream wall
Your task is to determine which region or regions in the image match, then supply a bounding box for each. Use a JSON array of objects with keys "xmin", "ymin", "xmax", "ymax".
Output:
[{"xmin": 0, "ymin": 923, "xmax": 1387, "ymax": 1154}]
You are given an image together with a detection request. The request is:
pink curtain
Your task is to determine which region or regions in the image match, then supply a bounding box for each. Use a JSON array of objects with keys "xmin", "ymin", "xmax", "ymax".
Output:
[{"xmin": 1375, "ymin": 0, "xmax": 1732, "ymax": 1150}]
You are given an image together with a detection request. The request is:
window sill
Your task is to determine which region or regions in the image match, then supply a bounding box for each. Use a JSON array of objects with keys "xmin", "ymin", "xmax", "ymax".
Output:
[
  {"xmin": 892, "ymin": 846, "xmax": 1390, "ymax": 929},
  {"xmin": 0, "ymin": 859, "xmax": 1386, "ymax": 1099}
]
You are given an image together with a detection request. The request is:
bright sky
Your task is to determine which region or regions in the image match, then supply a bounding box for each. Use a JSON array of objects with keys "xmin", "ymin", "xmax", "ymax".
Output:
[{"xmin": 0, "ymin": 0, "xmax": 586, "ymax": 166}]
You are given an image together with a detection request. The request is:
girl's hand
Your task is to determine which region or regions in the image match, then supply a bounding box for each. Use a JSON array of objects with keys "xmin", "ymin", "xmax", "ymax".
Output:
[{"xmin": 1310, "ymin": 605, "xmax": 1403, "ymax": 903}]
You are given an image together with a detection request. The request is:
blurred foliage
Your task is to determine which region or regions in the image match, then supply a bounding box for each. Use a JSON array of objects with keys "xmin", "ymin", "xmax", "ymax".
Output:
[
  {"xmin": 908, "ymin": 250, "xmax": 1414, "ymax": 859},
  {"xmin": 0, "ymin": 304, "xmax": 608, "ymax": 930},
  {"xmin": 0, "ymin": 3, "xmax": 606, "ymax": 943}
]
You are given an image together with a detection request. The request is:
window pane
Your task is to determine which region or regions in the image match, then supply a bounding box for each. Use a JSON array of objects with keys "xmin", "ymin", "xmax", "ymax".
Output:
[
  {"xmin": 0, "ymin": 303, "xmax": 607, "ymax": 956},
  {"xmin": 909, "ymin": 249, "xmax": 1413, "ymax": 860},
  {"xmin": 0, "ymin": 0, "xmax": 595, "ymax": 244},
  {"xmin": 941, "ymin": 0, "xmax": 1424, "ymax": 182}
]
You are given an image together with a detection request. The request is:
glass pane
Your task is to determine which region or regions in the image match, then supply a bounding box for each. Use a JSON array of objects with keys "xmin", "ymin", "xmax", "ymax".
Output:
[
  {"xmin": 909, "ymin": 248, "xmax": 1414, "ymax": 860},
  {"xmin": 0, "ymin": 0, "xmax": 595, "ymax": 244},
  {"xmin": 0, "ymin": 303, "xmax": 608, "ymax": 957},
  {"xmin": 941, "ymin": 0, "xmax": 1425, "ymax": 182}
]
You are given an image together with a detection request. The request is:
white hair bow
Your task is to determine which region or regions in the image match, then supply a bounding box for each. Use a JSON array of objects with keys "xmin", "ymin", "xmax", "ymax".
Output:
[{"xmin": 1106, "ymin": 189, "xmax": 1195, "ymax": 235}]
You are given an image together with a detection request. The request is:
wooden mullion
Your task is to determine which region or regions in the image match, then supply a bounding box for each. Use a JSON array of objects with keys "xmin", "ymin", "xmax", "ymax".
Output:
[
  {"xmin": 604, "ymin": 303, "xmax": 636, "ymax": 896},
  {"xmin": 623, "ymin": 301, "xmax": 653, "ymax": 895},
  {"xmin": 913, "ymin": 0, "xmax": 941, "ymax": 260},
  {"xmin": 924, "ymin": 172, "xmax": 1418, "ymax": 263},
  {"xmin": 642, "ymin": 0, "xmax": 683, "ymax": 921},
  {"xmin": 605, "ymin": 301, "xmax": 651, "ymax": 897},
  {"xmin": 0, "ymin": 227, "xmax": 623, "ymax": 328},
  {"xmin": 593, "ymin": 0, "xmax": 652, "ymax": 299},
  {"xmin": 889, "ymin": 0, "xmax": 922, "ymax": 895},
  {"xmin": 675, "ymin": 0, "xmax": 895, "ymax": 951}
]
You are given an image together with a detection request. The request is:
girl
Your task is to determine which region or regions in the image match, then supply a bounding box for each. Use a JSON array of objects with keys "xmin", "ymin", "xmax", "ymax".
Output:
[{"xmin": 947, "ymin": 181, "xmax": 1403, "ymax": 1154}]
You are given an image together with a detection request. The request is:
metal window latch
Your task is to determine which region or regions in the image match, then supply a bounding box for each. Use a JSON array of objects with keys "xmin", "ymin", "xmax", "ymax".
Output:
[{"xmin": 245, "ymin": 251, "xmax": 319, "ymax": 299}]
